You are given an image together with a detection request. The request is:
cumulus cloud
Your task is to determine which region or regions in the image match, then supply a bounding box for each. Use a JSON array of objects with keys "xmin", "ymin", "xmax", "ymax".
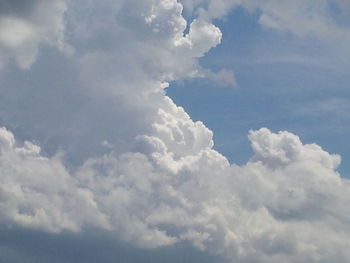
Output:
[
  {"xmin": 1, "ymin": 123, "xmax": 350, "ymax": 262},
  {"xmin": 0, "ymin": 127, "xmax": 110, "ymax": 233},
  {"xmin": 0, "ymin": 0, "xmax": 350, "ymax": 263}
]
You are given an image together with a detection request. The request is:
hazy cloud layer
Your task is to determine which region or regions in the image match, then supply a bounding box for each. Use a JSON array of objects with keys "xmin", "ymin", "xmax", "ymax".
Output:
[{"xmin": 0, "ymin": 1, "xmax": 349, "ymax": 263}]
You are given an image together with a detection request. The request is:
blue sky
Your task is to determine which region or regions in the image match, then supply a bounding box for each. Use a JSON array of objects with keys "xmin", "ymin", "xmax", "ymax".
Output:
[{"xmin": 170, "ymin": 5, "xmax": 350, "ymax": 176}]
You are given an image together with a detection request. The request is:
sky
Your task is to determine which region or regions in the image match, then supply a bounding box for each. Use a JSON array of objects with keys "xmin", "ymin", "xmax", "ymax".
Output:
[
  {"xmin": 0, "ymin": 1, "xmax": 350, "ymax": 263},
  {"xmin": 169, "ymin": 4, "xmax": 350, "ymax": 176}
]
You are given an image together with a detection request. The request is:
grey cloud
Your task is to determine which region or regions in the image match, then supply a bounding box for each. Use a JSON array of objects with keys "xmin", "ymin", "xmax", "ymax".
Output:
[
  {"xmin": 0, "ymin": 0, "xmax": 38, "ymax": 17},
  {"xmin": 0, "ymin": 227, "xmax": 225, "ymax": 263},
  {"xmin": 0, "ymin": 0, "xmax": 69, "ymax": 69}
]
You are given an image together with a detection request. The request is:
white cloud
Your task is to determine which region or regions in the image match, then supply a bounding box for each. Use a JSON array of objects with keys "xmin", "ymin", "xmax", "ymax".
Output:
[
  {"xmin": 0, "ymin": 127, "xmax": 110, "ymax": 234},
  {"xmin": 249, "ymin": 128, "xmax": 341, "ymax": 169},
  {"xmin": 1, "ymin": 122, "xmax": 350, "ymax": 262},
  {"xmin": 0, "ymin": 0, "xmax": 350, "ymax": 263}
]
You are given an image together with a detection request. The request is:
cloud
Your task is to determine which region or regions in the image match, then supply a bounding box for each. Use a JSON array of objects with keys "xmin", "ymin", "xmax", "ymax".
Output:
[
  {"xmin": 201, "ymin": 68, "xmax": 237, "ymax": 88},
  {"xmin": 0, "ymin": 127, "xmax": 110, "ymax": 234},
  {"xmin": 0, "ymin": 0, "xmax": 350, "ymax": 263},
  {"xmin": 249, "ymin": 128, "xmax": 341, "ymax": 169},
  {"xmin": 1, "ymin": 122, "xmax": 350, "ymax": 262},
  {"xmin": 0, "ymin": 0, "xmax": 70, "ymax": 69}
]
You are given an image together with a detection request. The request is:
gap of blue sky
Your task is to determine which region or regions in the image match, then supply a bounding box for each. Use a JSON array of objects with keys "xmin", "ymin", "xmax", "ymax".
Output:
[{"xmin": 168, "ymin": 6, "xmax": 350, "ymax": 176}]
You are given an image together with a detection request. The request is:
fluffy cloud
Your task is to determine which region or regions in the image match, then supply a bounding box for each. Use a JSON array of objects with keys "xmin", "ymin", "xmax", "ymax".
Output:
[
  {"xmin": 1, "ymin": 122, "xmax": 350, "ymax": 262},
  {"xmin": 0, "ymin": 127, "xmax": 110, "ymax": 233},
  {"xmin": 0, "ymin": 0, "xmax": 350, "ymax": 263},
  {"xmin": 0, "ymin": 0, "xmax": 223, "ymax": 166}
]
